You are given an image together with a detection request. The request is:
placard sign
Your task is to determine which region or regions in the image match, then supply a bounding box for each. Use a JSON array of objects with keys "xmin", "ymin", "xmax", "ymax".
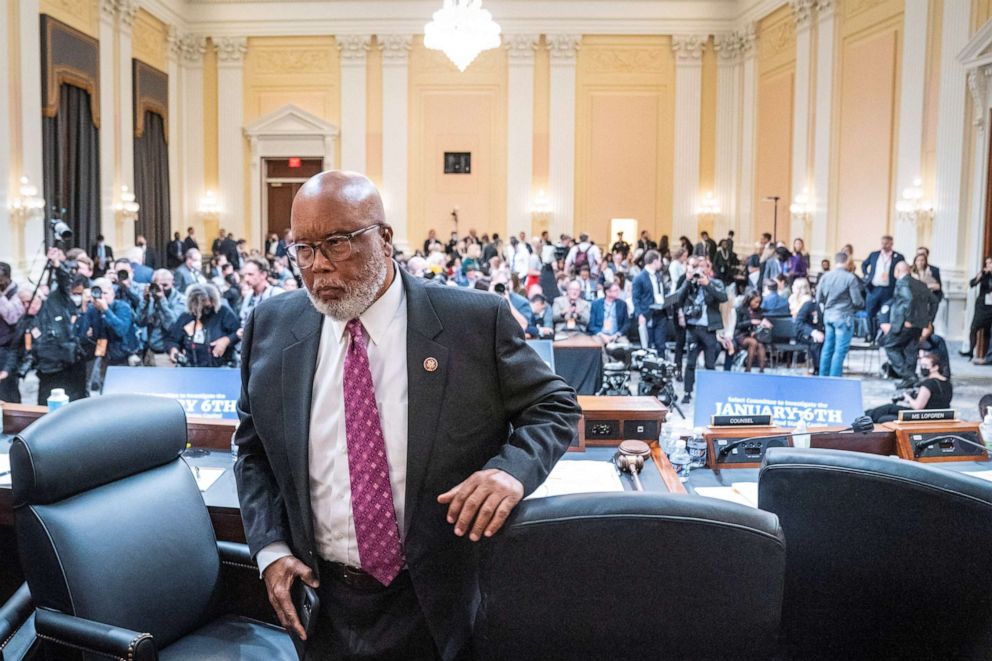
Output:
[
  {"xmin": 102, "ymin": 366, "xmax": 241, "ymax": 420},
  {"xmin": 694, "ymin": 371, "xmax": 863, "ymax": 430}
]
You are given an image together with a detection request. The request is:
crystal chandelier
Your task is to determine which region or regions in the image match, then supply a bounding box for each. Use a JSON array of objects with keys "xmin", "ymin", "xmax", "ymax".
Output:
[{"xmin": 424, "ymin": 0, "xmax": 502, "ymax": 72}]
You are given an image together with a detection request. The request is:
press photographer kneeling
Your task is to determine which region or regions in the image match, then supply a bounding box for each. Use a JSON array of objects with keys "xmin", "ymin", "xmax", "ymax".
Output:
[{"xmin": 865, "ymin": 350, "xmax": 953, "ymax": 423}]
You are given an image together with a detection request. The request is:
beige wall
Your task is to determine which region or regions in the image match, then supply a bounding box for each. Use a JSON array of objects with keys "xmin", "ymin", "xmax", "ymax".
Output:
[
  {"xmin": 40, "ymin": 0, "xmax": 98, "ymax": 38},
  {"xmin": 532, "ymin": 35, "xmax": 551, "ymax": 212},
  {"xmin": 755, "ymin": 5, "xmax": 795, "ymax": 243},
  {"xmin": 407, "ymin": 37, "xmax": 507, "ymax": 244},
  {"xmin": 699, "ymin": 36, "xmax": 717, "ymax": 237},
  {"xmin": 366, "ymin": 36, "xmax": 383, "ymax": 186},
  {"xmin": 574, "ymin": 35, "xmax": 675, "ymax": 246},
  {"xmin": 830, "ymin": 0, "xmax": 904, "ymax": 258},
  {"xmin": 131, "ymin": 9, "xmax": 167, "ymax": 72}
]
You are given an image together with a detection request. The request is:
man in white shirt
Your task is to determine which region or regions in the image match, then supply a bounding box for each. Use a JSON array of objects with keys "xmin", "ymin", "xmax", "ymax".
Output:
[{"xmin": 235, "ymin": 171, "xmax": 579, "ymax": 659}]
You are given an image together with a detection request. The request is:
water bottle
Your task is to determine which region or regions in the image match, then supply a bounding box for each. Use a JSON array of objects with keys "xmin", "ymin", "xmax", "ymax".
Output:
[
  {"xmin": 660, "ymin": 426, "xmax": 674, "ymax": 457},
  {"xmin": 47, "ymin": 388, "xmax": 69, "ymax": 412},
  {"xmin": 793, "ymin": 419, "xmax": 811, "ymax": 449},
  {"xmin": 981, "ymin": 412, "xmax": 992, "ymax": 452},
  {"xmin": 230, "ymin": 431, "xmax": 238, "ymax": 463},
  {"xmin": 670, "ymin": 440, "xmax": 692, "ymax": 481},
  {"xmin": 687, "ymin": 427, "xmax": 707, "ymax": 468}
]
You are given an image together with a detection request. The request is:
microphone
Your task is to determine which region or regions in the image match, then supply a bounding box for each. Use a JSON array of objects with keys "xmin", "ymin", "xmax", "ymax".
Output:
[
  {"xmin": 716, "ymin": 416, "xmax": 875, "ymax": 459},
  {"xmin": 614, "ymin": 440, "xmax": 651, "ymax": 491},
  {"xmin": 913, "ymin": 434, "xmax": 989, "ymax": 459}
]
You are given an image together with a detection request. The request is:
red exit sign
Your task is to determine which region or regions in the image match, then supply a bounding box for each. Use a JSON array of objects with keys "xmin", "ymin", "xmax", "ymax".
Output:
[{"xmin": 288, "ymin": 157, "xmax": 301, "ymax": 168}]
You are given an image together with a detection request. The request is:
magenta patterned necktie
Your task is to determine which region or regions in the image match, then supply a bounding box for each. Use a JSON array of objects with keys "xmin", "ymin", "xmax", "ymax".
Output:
[{"xmin": 343, "ymin": 319, "xmax": 405, "ymax": 586}]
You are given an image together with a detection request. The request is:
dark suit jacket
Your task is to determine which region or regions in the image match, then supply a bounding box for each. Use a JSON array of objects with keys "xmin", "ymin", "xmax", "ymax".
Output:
[
  {"xmin": 632, "ymin": 269, "xmax": 662, "ymax": 319},
  {"xmin": 587, "ymin": 297, "xmax": 630, "ymax": 337},
  {"xmin": 234, "ymin": 270, "xmax": 580, "ymax": 659},
  {"xmin": 89, "ymin": 244, "xmax": 114, "ymax": 275},
  {"xmin": 885, "ymin": 275, "xmax": 933, "ymax": 334},
  {"xmin": 861, "ymin": 250, "xmax": 904, "ymax": 292},
  {"xmin": 182, "ymin": 236, "xmax": 199, "ymax": 254},
  {"xmin": 675, "ymin": 278, "xmax": 727, "ymax": 331}
]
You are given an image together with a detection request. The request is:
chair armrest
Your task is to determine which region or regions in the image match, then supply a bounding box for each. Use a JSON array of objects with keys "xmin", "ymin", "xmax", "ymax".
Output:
[
  {"xmin": 34, "ymin": 608, "xmax": 157, "ymax": 661},
  {"xmin": 0, "ymin": 583, "xmax": 33, "ymax": 650},
  {"xmin": 217, "ymin": 541, "xmax": 257, "ymax": 573}
]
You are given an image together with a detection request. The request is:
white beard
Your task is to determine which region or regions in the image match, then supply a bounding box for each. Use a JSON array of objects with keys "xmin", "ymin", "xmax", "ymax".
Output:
[{"xmin": 306, "ymin": 248, "xmax": 388, "ymax": 321}]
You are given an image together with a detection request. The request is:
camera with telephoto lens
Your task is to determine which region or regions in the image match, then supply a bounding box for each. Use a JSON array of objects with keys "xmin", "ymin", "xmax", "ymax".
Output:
[
  {"xmin": 117, "ymin": 269, "xmax": 130, "ymax": 283},
  {"xmin": 148, "ymin": 282, "xmax": 161, "ymax": 294},
  {"xmin": 90, "ymin": 285, "xmax": 103, "ymax": 299},
  {"xmin": 494, "ymin": 282, "xmax": 506, "ymax": 295}
]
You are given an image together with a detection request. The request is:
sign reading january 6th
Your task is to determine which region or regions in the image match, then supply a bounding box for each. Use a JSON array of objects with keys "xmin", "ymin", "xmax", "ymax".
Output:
[
  {"xmin": 102, "ymin": 366, "xmax": 240, "ymax": 420},
  {"xmin": 693, "ymin": 371, "xmax": 863, "ymax": 429}
]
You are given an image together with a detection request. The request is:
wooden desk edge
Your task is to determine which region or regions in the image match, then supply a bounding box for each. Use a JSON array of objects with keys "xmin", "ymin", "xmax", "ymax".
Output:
[{"xmin": 650, "ymin": 442, "xmax": 687, "ymax": 495}]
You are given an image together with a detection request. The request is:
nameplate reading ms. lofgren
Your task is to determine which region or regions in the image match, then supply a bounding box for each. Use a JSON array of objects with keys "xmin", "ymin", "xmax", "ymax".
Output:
[
  {"xmin": 710, "ymin": 415, "xmax": 773, "ymax": 427},
  {"xmin": 897, "ymin": 409, "xmax": 956, "ymax": 423}
]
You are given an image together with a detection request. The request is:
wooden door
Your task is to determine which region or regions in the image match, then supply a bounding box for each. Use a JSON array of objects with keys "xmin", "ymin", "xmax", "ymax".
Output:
[{"xmin": 266, "ymin": 182, "xmax": 302, "ymax": 237}]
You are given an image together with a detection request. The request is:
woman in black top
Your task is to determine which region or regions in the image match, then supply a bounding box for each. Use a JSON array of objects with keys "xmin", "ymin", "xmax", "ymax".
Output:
[
  {"xmin": 866, "ymin": 351, "xmax": 952, "ymax": 423},
  {"xmin": 961, "ymin": 256, "xmax": 992, "ymax": 359},
  {"xmin": 165, "ymin": 283, "xmax": 240, "ymax": 368},
  {"xmin": 734, "ymin": 292, "xmax": 771, "ymax": 372}
]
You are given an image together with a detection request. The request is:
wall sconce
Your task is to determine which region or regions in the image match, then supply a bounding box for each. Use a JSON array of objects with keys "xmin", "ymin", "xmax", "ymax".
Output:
[
  {"xmin": 789, "ymin": 188, "xmax": 814, "ymax": 241},
  {"xmin": 8, "ymin": 176, "xmax": 46, "ymax": 220},
  {"xmin": 113, "ymin": 185, "xmax": 140, "ymax": 222},
  {"xmin": 895, "ymin": 178, "xmax": 934, "ymax": 223},
  {"xmin": 198, "ymin": 190, "xmax": 221, "ymax": 216},
  {"xmin": 895, "ymin": 178, "xmax": 934, "ymax": 248},
  {"xmin": 530, "ymin": 189, "xmax": 552, "ymax": 235},
  {"xmin": 695, "ymin": 191, "xmax": 720, "ymax": 237}
]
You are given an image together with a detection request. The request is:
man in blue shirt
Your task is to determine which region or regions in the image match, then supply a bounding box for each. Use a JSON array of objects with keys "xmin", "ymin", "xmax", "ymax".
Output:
[
  {"xmin": 760, "ymin": 281, "xmax": 790, "ymax": 316},
  {"xmin": 588, "ymin": 281, "xmax": 630, "ymax": 344}
]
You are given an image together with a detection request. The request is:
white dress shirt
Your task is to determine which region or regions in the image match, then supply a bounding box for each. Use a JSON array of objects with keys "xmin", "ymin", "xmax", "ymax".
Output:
[
  {"xmin": 872, "ymin": 251, "xmax": 892, "ymax": 287},
  {"xmin": 255, "ymin": 273, "xmax": 409, "ymax": 575}
]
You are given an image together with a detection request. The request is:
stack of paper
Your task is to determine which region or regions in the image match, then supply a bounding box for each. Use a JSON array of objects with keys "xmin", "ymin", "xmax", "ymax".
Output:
[
  {"xmin": 964, "ymin": 470, "xmax": 992, "ymax": 483},
  {"xmin": 187, "ymin": 465, "xmax": 225, "ymax": 492},
  {"xmin": 525, "ymin": 461, "xmax": 625, "ymax": 500},
  {"xmin": 694, "ymin": 482, "xmax": 759, "ymax": 508}
]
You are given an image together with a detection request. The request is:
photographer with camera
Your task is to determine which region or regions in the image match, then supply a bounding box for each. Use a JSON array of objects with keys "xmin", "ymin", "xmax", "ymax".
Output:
[
  {"xmin": 85, "ymin": 277, "xmax": 142, "ymax": 371},
  {"xmin": 138, "ymin": 269, "xmax": 186, "ymax": 366},
  {"xmin": 25, "ymin": 248, "xmax": 91, "ymax": 403},
  {"xmin": 675, "ymin": 256, "xmax": 728, "ymax": 403},
  {"xmin": 110, "ymin": 258, "xmax": 144, "ymax": 313},
  {"xmin": 166, "ymin": 283, "xmax": 240, "ymax": 368},
  {"xmin": 865, "ymin": 351, "xmax": 952, "ymax": 423}
]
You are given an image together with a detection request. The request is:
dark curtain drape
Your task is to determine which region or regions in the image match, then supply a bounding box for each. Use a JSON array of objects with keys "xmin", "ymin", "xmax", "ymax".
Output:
[
  {"xmin": 42, "ymin": 84, "xmax": 100, "ymax": 253},
  {"xmin": 134, "ymin": 111, "xmax": 170, "ymax": 269}
]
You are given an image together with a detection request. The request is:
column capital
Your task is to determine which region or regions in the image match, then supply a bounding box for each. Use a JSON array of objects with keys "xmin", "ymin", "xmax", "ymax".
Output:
[
  {"xmin": 739, "ymin": 22, "xmax": 758, "ymax": 59},
  {"xmin": 504, "ymin": 34, "xmax": 539, "ymax": 63},
  {"xmin": 117, "ymin": 0, "xmax": 137, "ymax": 32},
  {"xmin": 714, "ymin": 32, "xmax": 740, "ymax": 63},
  {"xmin": 214, "ymin": 36, "xmax": 247, "ymax": 64},
  {"xmin": 672, "ymin": 34, "xmax": 706, "ymax": 63},
  {"xmin": 815, "ymin": 0, "xmax": 835, "ymax": 19},
  {"xmin": 546, "ymin": 34, "xmax": 581, "ymax": 62},
  {"xmin": 170, "ymin": 29, "xmax": 207, "ymax": 64},
  {"xmin": 337, "ymin": 35, "xmax": 371, "ymax": 62},
  {"xmin": 100, "ymin": 0, "xmax": 117, "ymax": 24},
  {"xmin": 790, "ymin": 0, "xmax": 816, "ymax": 30},
  {"xmin": 379, "ymin": 35, "xmax": 412, "ymax": 62},
  {"xmin": 967, "ymin": 67, "xmax": 990, "ymax": 134}
]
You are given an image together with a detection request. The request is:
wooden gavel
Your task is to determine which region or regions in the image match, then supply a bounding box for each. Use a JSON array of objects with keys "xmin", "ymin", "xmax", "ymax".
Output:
[{"xmin": 613, "ymin": 440, "xmax": 652, "ymax": 491}]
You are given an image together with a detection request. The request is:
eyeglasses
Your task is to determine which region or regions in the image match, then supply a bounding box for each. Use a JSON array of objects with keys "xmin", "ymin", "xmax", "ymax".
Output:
[{"xmin": 286, "ymin": 224, "xmax": 384, "ymax": 268}]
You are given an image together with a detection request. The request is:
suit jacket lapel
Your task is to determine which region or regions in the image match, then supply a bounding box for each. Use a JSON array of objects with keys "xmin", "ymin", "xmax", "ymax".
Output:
[
  {"xmin": 282, "ymin": 296, "xmax": 322, "ymax": 551},
  {"xmin": 401, "ymin": 270, "xmax": 448, "ymax": 534}
]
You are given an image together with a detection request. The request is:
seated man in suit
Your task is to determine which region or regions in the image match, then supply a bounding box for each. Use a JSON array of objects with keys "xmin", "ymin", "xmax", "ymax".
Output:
[
  {"xmin": 234, "ymin": 171, "xmax": 580, "ymax": 660},
  {"xmin": 552, "ymin": 280, "xmax": 591, "ymax": 337},
  {"xmin": 588, "ymin": 281, "xmax": 630, "ymax": 345},
  {"xmin": 760, "ymin": 280, "xmax": 790, "ymax": 316}
]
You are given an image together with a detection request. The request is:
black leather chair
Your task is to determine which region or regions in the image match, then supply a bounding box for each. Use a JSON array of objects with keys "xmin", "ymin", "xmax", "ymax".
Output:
[
  {"xmin": 759, "ymin": 448, "xmax": 992, "ymax": 660},
  {"xmin": 9, "ymin": 394, "xmax": 296, "ymax": 660},
  {"xmin": 475, "ymin": 492, "xmax": 786, "ymax": 660},
  {"xmin": 0, "ymin": 584, "xmax": 37, "ymax": 660}
]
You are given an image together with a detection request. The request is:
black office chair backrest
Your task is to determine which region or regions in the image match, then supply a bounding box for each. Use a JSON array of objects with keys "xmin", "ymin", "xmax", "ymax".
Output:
[
  {"xmin": 476, "ymin": 492, "xmax": 786, "ymax": 661},
  {"xmin": 769, "ymin": 316, "xmax": 795, "ymax": 342},
  {"xmin": 760, "ymin": 448, "xmax": 992, "ymax": 660},
  {"xmin": 10, "ymin": 395, "xmax": 221, "ymax": 648}
]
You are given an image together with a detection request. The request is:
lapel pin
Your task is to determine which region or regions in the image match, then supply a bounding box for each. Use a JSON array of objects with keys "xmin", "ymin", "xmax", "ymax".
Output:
[{"xmin": 423, "ymin": 357, "xmax": 439, "ymax": 372}]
